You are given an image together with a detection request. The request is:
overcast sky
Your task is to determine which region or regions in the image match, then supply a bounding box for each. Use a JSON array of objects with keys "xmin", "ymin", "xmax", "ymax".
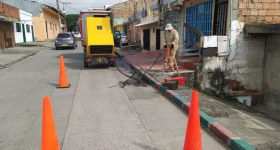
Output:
[{"xmin": 36, "ymin": 0, "xmax": 127, "ymax": 14}]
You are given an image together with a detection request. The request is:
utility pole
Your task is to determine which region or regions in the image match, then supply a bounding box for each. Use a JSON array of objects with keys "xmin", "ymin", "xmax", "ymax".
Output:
[
  {"xmin": 61, "ymin": 2, "xmax": 70, "ymax": 32},
  {"xmin": 56, "ymin": 0, "xmax": 60, "ymax": 11},
  {"xmin": 134, "ymin": 0, "xmax": 137, "ymax": 20},
  {"xmin": 62, "ymin": 2, "xmax": 71, "ymax": 12}
]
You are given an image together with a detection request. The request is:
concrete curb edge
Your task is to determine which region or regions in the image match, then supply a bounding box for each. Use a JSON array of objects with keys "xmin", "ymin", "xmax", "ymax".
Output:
[{"xmin": 116, "ymin": 51, "xmax": 256, "ymax": 150}]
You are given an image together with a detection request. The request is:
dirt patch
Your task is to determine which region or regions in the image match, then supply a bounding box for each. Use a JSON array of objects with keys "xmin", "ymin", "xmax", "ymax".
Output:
[
  {"xmin": 255, "ymin": 141, "xmax": 280, "ymax": 150},
  {"xmin": 176, "ymin": 88, "xmax": 235, "ymax": 118}
]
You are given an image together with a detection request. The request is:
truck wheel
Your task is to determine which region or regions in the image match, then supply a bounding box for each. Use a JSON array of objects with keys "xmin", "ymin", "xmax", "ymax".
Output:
[{"xmin": 84, "ymin": 61, "xmax": 89, "ymax": 68}]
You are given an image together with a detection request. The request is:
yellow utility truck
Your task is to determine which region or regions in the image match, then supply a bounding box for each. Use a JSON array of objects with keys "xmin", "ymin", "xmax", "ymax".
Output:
[{"xmin": 80, "ymin": 8, "xmax": 115, "ymax": 68}]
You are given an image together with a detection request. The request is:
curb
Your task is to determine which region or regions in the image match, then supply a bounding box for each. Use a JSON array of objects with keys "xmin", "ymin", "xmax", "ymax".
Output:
[{"xmin": 116, "ymin": 51, "xmax": 256, "ymax": 150}]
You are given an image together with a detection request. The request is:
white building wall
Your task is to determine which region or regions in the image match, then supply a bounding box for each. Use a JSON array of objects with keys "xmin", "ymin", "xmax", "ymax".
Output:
[
  {"xmin": 14, "ymin": 10, "xmax": 34, "ymax": 43},
  {"xmin": 227, "ymin": 20, "xmax": 265, "ymax": 91}
]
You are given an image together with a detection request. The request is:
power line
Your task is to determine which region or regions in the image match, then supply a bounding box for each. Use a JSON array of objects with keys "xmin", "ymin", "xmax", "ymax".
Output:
[{"xmin": 58, "ymin": 0, "xmax": 81, "ymax": 12}]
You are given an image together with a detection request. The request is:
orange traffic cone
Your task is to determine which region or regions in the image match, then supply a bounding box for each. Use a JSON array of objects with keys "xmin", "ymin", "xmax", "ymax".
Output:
[
  {"xmin": 183, "ymin": 90, "xmax": 202, "ymax": 150},
  {"xmin": 42, "ymin": 96, "xmax": 60, "ymax": 150},
  {"xmin": 57, "ymin": 56, "xmax": 71, "ymax": 88}
]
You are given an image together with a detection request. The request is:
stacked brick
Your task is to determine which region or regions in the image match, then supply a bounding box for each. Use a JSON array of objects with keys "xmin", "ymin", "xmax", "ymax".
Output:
[
  {"xmin": 0, "ymin": 3, "xmax": 20, "ymax": 20},
  {"xmin": 238, "ymin": 0, "xmax": 280, "ymax": 24}
]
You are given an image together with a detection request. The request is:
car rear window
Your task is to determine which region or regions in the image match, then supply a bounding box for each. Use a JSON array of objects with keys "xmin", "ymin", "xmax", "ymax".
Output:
[{"xmin": 57, "ymin": 33, "xmax": 71, "ymax": 38}]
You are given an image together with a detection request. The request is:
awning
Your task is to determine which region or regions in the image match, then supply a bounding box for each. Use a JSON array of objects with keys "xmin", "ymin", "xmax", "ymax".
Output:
[
  {"xmin": 135, "ymin": 16, "xmax": 158, "ymax": 27},
  {"xmin": 114, "ymin": 18, "xmax": 125, "ymax": 27}
]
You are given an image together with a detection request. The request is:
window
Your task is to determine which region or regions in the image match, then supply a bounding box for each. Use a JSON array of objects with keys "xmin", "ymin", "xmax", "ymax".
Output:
[
  {"xmin": 26, "ymin": 24, "xmax": 30, "ymax": 33},
  {"xmin": 213, "ymin": 0, "xmax": 228, "ymax": 35},
  {"xmin": 97, "ymin": 26, "xmax": 103, "ymax": 30},
  {"xmin": 57, "ymin": 33, "xmax": 71, "ymax": 38},
  {"xmin": 16, "ymin": 23, "xmax": 21, "ymax": 32},
  {"xmin": 185, "ymin": 1, "xmax": 213, "ymax": 48},
  {"xmin": 55, "ymin": 24, "xmax": 57, "ymax": 31}
]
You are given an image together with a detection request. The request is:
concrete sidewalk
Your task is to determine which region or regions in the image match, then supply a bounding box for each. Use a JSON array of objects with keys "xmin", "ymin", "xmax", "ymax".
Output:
[
  {"xmin": 116, "ymin": 49, "xmax": 198, "ymax": 71},
  {"xmin": 0, "ymin": 47, "xmax": 41, "ymax": 69},
  {"xmin": 117, "ymin": 48, "xmax": 280, "ymax": 150}
]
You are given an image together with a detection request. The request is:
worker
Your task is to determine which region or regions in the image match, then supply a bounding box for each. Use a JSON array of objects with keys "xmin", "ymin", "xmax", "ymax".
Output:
[{"xmin": 164, "ymin": 23, "xmax": 179, "ymax": 72}]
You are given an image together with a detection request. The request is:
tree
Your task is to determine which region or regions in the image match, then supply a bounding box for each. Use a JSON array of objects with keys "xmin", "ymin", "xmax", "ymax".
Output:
[{"xmin": 66, "ymin": 14, "xmax": 79, "ymax": 32}]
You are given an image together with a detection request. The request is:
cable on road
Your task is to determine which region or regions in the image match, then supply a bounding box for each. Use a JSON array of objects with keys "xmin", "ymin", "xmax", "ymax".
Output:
[{"xmin": 115, "ymin": 50, "xmax": 165, "ymax": 88}]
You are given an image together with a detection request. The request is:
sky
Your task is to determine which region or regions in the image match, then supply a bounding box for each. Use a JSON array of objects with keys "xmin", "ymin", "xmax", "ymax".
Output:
[{"xmin": 36, "ymin": 0, "xmax": 127, "ymax": 14}]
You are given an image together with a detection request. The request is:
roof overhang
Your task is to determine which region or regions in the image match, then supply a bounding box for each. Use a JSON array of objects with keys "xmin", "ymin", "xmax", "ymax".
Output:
[
  {"xmin": 135, "ymin": 16, "xmax": 158, "ymax": 27},
  {"xmin": 0, "ymin": 15, "xmax": 19, "ymax": 22},
  {"xmin": 244, "ymin": 24, "xmax": 280, "ymax": 34}
]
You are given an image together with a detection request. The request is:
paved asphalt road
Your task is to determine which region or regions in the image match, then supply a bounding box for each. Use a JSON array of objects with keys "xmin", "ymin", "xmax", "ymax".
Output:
[{"xmin": 0, "ymin": 45, "xmax": 229, "ymax": 150}]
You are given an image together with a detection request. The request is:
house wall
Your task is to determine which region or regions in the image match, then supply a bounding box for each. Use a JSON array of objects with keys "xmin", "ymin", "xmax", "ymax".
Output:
[
  {"xmin": 263, "ymin": 34, "xmax": 280, "ymax": 112},
  {"xmin": 14, "ymin": 10, "xmax": 33, "ymax": 43},
  {"xmin": 227, "ymin": 20, "xmax": 266, "ymax": 91},
  {"xmin": 238, "ymin": 0, "xmax": 280, "ymax": 24},
  {"xmin": 141, "ymin": 23, "xmax": 165, "ymax": 51},
  {"xmin": 0, "ymin": 3, "xmax": 19, "ymax": 48},
  {"xmin": 33, "ymin": 8, "xmax": 61, "ymax": 41},
  {"xmin": 199, "ymin": 0, "xmax": 269, "ymax": 92},
  {"xmin": 43, "ymin": 10, "xmax": 60, "ymax": 40},
  {"xmin": 0, "ymin": 3, "xmax": 20, "ymax": 20},
  {"xmin": 33, "ymin": 12, "xmax": 46, "ymax": 42},
  {"xmin": 113, "ymin": 1, "xmax": 134, "ymax": 23},
  {"xmin": 0, "ymin": 21, "xmax": 15, "ymax": 48},
  {"xmin": 199, "ymin": 0, "xmax": 280, "ymax": 110},
  {"xmin": 225, "ymin": 0, "xmax": 280, "ymax": 91}
]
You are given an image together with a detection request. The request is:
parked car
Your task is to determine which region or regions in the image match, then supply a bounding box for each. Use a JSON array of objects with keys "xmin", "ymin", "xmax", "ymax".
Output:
[
  {"xmin": 73, "ymin": 32, "xmax": 81, "ymax": 40},
  {"xmin": 55, "ymin": 32, "xmax": 77, "ymax": 49},
  {"xmin": 114, "ymin": 31, "xmax": 128, "ymax": 47}
]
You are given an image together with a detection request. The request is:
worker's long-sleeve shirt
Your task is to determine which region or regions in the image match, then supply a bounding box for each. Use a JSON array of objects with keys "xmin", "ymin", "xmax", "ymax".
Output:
[{"xmin": 166, "ymin": 29, "xmax": 179, "ymax": 50}]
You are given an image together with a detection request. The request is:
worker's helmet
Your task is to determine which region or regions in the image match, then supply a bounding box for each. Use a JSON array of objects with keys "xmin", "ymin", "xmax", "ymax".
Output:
[{"xmin": 165, "ymin": 23, "xmax": 173, "ymax": 30}]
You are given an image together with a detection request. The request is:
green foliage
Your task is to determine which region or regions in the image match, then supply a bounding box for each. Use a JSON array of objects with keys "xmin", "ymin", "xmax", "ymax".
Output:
[{"xmin": 66, "ymin": 14, "xmax": 79, "ymax": 32}]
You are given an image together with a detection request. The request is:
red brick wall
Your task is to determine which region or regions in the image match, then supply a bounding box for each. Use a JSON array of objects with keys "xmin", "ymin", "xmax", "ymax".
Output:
[
  {"xmin": 238, "ymin": 0, "xmax": 280, "ymax": 24},
  {"xmin": 0, "ymin": 3, "xmax": 20, "ymax": 20}
]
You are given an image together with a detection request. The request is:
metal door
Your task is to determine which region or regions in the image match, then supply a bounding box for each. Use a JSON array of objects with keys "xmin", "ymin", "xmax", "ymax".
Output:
[
  {"xmin": 156, "ymin": 29, "xmax": 161, "ymax": 50},
  {"xmin": 185, "ymin": 0, "xmax": 213, "ymax": 48},
  {"xmin": 143, "ymin": 29, "xmax": 150, "ymax": 51}
]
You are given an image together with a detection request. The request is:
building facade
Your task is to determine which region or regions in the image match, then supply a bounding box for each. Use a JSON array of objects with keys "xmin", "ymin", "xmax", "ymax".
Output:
[
  {"xmin": 0, "ymin": 2, "xmax": 19, "ymax": 48},
  {"xmin": 13, "ymin": 10, "xmax": 34, "ymax": 43},
  {"xmin": 179, "ymin": 0, "xmax": 280, "ymax": 119},
  {"xmin": 33, "ymin": 5, "xmax": 62, "ymax": 41},
  {"xmin": 112, "ymin": 0, "xmax": 135, "ymax": 44}
]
